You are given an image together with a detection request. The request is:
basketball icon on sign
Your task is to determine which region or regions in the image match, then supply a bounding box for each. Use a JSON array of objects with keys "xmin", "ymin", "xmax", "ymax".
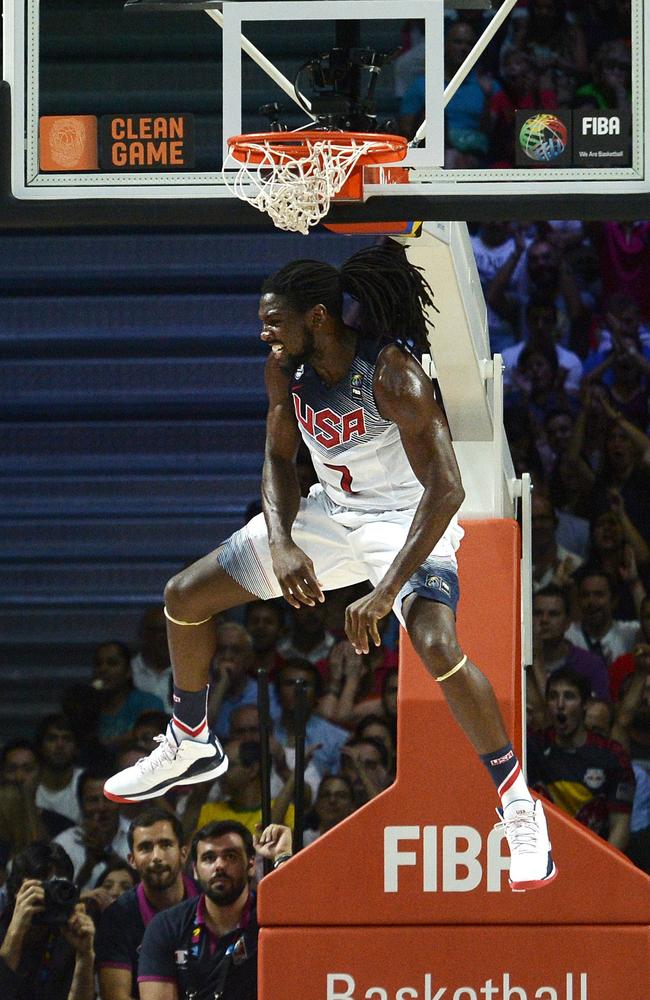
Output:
[
  {"xmin": 518, "ymin": 114, "xmax": 568, "ymax": 163},
  {"xmin": 39, "ymin": 116, "xmax": 98, "ymax": 172}
]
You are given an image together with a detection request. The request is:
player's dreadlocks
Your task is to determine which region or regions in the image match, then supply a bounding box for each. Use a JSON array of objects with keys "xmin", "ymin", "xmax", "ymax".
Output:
[{"xmin": 261, "ymin": 242, "xmax": 437, "ymax": 356}]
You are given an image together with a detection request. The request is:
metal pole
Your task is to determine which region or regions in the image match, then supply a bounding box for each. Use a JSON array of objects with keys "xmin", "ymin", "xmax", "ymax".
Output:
[
  {"xmin": 257, "ymin": 668, "xmax": 273, "ymax": 875},
  {"xmin": 492, "ymin": 353, "xmax": 505, "ymax": 517},
  {"xmin": 292, "ymin": 679, "xmax": 307, "ymax": 854},
  {"xmin": 520, "ymin": 470, "xmax": 533, "ymax": 783}
]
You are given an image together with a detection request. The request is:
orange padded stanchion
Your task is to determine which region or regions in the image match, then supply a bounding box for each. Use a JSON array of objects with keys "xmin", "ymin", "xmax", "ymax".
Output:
[{"xmin": 259, "ymin": 520, "xmax": 650, "ymax": 999}]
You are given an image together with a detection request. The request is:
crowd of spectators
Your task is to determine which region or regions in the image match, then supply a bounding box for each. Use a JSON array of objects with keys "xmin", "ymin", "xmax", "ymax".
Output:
[
  {"xmin": 474, "ymin": 217, "xmax": 649, "ymax": 879},
  {"xmin": 408, "ymin": 215, "xmax": 649, "ymax": 884},
  {"xmin": 395, "ymin": 2, "xmax": 632, "ymax": 168}
]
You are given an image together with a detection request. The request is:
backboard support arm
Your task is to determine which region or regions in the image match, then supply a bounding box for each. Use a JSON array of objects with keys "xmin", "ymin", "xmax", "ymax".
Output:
[{"xmin": 205, "ymin": 7, "xmax": 315, "ymax": 117}]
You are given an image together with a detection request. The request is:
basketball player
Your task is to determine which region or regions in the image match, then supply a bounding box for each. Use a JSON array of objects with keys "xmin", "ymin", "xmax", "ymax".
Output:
[{"xmin": 105, "ymin": 244, "xmax": 556, "ymax": 891}]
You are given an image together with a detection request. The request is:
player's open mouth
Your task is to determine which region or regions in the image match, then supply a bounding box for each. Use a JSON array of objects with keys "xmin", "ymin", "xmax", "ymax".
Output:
[{"xmin": 270, "ymin": 343, "xmax": 284, "ymax": 354}]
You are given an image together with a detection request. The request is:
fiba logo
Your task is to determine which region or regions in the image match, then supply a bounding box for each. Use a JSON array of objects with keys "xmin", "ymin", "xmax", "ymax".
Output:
[{"xmin": 519, "ymin": 113, "xmax": 568, "ymax": 163}]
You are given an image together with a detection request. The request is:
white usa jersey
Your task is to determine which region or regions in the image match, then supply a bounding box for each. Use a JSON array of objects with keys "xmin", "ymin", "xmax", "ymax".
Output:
[{"xmin": 291, "ymin": 340, "xmax": 428, "ymax": 512}]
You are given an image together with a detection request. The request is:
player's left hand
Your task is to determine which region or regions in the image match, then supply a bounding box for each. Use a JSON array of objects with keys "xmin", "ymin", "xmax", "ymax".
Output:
[{"xmin": 345, "ymin": 587, "xmax": 395, "ymax": 655}]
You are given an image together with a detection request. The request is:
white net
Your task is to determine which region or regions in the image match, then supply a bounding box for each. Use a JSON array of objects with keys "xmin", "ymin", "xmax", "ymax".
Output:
[{"xmin": 223, "ymin": 135, "xmax": 378, "ymax": 235}]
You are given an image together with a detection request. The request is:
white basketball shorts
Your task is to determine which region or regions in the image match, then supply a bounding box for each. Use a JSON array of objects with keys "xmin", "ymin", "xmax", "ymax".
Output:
[{"xmin": 217, "ymin": 484, "xmax": 464, "ymax": 624}]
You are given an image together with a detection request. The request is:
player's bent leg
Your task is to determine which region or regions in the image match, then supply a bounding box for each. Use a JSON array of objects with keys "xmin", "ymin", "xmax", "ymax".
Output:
[
  {"xmin": 104, "ymin": 549, "xmax": 258, "ymax": 805},
  {"xmin": 404, "ymin": 595, "xmax": 557, "ymax": 891},
  {"xmin": 404, "ymin": 595, "xmax": 509, "ymax": 754},
  {"xmin": 164, "ymin": 550, "xmax": 261, "ymax": 692}
]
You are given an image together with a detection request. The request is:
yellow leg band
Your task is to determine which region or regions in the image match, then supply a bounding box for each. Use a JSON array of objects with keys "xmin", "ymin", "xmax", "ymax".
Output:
[
  {"xmin": 163, "ymin": 606, "xmax": 213, "ymax": 627},
  {"xmin": 436, "ymin": 654, "xmax": 467, "ymax": 682}
]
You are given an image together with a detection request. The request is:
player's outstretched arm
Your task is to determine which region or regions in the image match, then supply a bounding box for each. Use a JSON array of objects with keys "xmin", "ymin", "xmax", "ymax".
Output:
[
  {"xmin": 262, "ymin": 355, "xmax": 324, "ymax": 609},
  {"xmin": 346, "ymin": 346, "xmax": 464, "ymax": 653}
]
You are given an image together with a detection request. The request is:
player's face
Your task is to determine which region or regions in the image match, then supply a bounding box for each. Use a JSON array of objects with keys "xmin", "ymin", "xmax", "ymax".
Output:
[
  {"xmin": 194, "ymin": 833, "xmax": 254, "ymax": 906},
  {"xmin": 259, "ymin": 293, "xmax": 315, "ymax": 371},
  {"xmin": 129, "ymin": 820, "xmax": 187, "ymax": 889}
]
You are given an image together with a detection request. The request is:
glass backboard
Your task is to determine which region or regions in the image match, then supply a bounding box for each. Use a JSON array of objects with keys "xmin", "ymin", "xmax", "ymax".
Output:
[{"xmin": 2, "ymin": 0, "xmax": 649, "ymax": 225}]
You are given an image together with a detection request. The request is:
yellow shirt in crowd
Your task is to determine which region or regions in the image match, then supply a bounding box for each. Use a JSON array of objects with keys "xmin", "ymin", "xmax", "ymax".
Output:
[{"xmin": 196, "ymin": 799, "xmax": 295, "ymax": 838}]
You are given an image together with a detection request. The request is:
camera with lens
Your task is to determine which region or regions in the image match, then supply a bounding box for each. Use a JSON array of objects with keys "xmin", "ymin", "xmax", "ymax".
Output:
[{"xmin": 34, "ymin": 877, "xmax": 80, "ymax": 926}]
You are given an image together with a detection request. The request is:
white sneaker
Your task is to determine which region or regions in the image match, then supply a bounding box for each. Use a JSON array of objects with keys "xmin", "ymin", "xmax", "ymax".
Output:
[
  {"xmin": 103, "ymin": 724, "xmax": 229, "ymax": 803},
  {"xmin": 495, "ymin": 799, "xmax": 557, "ymax": 892}
]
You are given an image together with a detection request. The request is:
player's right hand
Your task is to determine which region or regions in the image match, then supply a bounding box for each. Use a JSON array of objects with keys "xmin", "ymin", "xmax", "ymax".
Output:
[{"xmin": 269, "ymin": 541, "xmax": 324, "ymax": 608}]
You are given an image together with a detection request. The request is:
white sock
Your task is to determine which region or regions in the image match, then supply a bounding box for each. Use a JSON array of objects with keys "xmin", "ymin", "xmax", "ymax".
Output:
[
  {"xmin": 501, "ymin": 767, "xmax": 534, "ymax": 817},
  {"xmin": 170, "ymin": 717, "xmax": 210, "ymax": 744}
]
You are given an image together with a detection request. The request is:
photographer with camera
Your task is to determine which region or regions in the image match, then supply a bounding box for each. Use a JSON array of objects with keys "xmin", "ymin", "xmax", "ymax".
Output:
[{"xmin": 0, "ymin": 840, "xmax": 95, "ymax": 1000}]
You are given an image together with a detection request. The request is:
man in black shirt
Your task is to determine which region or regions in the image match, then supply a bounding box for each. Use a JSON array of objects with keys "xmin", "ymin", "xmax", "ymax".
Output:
[
  {"xmin": 96, "ymin": 806, "xmax": 198, "ymax": 1000},
  {"xmin": 0, "ymin": 841, "xmax": 95, "ymax": 1000},
  {"xmin": 527, "ymin": 667, "xmax": 635, "ymax": 852},
  {"xmin": 138, "ymin": 820, "xmax": 291, "ymax": 1000}
]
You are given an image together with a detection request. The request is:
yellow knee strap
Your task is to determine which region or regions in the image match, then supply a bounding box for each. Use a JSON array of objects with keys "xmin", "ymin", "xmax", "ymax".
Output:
[
  {"xmin": 163, "ymin": 606, "xmax": 212, "ymax": 627},
  {"xmin": 436, "ymin": 654, "xmax": 467, "ymax": 682}
]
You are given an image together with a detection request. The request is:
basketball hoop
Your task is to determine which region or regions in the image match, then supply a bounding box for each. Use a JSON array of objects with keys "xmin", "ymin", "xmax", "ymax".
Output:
[{"xmin": 223, "ymin": 131, "xmax": 408, "ymax": 235}]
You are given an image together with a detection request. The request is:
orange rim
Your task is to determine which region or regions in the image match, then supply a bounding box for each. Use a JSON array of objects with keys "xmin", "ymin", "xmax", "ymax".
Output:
[{"xmin": 226, "ymin": 131, "xmax": 408, "ymax": 167}]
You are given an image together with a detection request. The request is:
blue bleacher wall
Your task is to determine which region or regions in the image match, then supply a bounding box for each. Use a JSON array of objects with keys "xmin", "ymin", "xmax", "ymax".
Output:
[{"xmin": 0, "ymin": 229, "xmax": 373, "ymax": 741}]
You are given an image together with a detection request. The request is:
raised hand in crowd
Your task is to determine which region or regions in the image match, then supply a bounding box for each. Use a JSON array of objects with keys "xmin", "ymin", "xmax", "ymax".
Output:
[
  {"xmin": 340, "ymin": 739, "xmax": 391, "ymax": 807},
  {"xmin": 612, "ymin": 496, "xmax": 650, "ymax": 568},
  {"xmin": 319, "ymin": 640, "xmax": 368, "ymax": 725},
  {"xmin": 551, "ymin": 554, "xmax": 580, "ymax": 591},
  {"xmin": 254, "ymin": 822, "xmax": 292, "ymax": 865},
  {"xmin": 609, "ymin": 645, "xmax": 650, "ymax": 760}
]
